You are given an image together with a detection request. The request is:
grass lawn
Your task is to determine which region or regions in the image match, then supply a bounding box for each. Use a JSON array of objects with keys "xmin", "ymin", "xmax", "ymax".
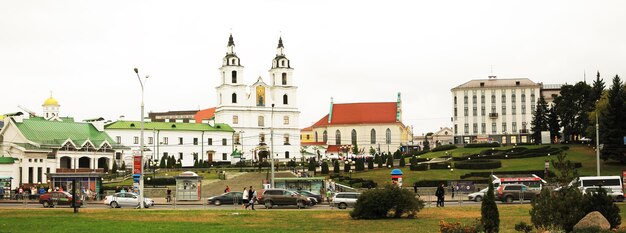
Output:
[
  {"xmin": 0, "ymin": 204, "xmax": 623, "ymax": 233},
  {"xmin": 345, "ymin": 145, "xmax": 625, "ymax": 187},
  {"xmin": 103, "ymin": 170, "xmax": 220, "ymax": 188}
]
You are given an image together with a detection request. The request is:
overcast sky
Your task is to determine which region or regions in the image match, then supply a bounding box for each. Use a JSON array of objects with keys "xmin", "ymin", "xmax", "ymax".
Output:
[{"xmin": 1, "ymin": 0, "xmax": 625, "ymax": 134}]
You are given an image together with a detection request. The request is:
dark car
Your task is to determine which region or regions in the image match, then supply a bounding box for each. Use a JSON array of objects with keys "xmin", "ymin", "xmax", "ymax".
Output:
[
  {"xmin": 39, "ymin": 191, "xmax": 82, "ymax": 208},
  {"xmin": 207, "ymin": 192, "xmax": 244, "ymax": 206},
  {"xmin": 296, "ymin": 190, "xmax": 322, "ymax": 205},
  {"xmin": 496, "ymin": 184, "xmax": 540, "ymax": 203},
  {"xmin": 259, "ymin": 189, "xmax": 310, "ymax": 209}
]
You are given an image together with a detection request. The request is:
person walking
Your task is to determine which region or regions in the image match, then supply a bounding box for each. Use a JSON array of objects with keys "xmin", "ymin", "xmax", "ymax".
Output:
[
  {"xmin": 435, "ymin": 183, "xmax": 445, "ymax": 207},
  {"xmin": 166, "ymin": 188, "xmax": 172, "ymax": 203},
  {"xmin": 413, "ymin": 182, "xmax": 418, "ymax": 194},
  {"xmin": 224, "ymin": 186, "xmax": 230, "ymax": 193},
  {"xmin": 450, "ymin": 185, "xmax": 455, "ymax": 199},
  {"xmin": 242, "ymin": 187, "xmax": 249, "ymax": 210},
  {"xmin": 250, "ymin": 188, "xmax": 257, "ymax": 210}
]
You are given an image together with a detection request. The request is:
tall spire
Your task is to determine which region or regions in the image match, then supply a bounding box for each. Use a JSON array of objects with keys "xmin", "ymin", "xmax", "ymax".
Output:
[
  {"xmin": 228, "ymin": 33, "xmax": 235, "ymax": 47},
  {"xmin": 277, "ymin": 36, "xmax": 284, "ymax": 48}
]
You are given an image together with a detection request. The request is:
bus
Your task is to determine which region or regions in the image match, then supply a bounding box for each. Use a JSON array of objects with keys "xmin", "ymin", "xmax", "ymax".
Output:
[
  {"xmin": 492, "ymin": 174, "xmax": 546, "ymax": 190},
  {"xmin": 570, "ymin": 176, "xmax": 623, "ymax": 194}
]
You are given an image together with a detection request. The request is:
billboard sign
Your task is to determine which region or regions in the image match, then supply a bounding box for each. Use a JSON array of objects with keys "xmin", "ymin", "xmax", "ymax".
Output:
[
  {"xmin": 541, "ymin": 131, "xmax": 551, "ymax": 144},
  {"xmin": 133, "ymin": 155, "xmax": 142, "ymax": 175}
]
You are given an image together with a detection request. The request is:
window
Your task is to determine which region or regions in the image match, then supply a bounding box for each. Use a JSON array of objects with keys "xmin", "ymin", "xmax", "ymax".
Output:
[
  {"xmin": 481, "ymin": 106, "xmax": 485, "ymax": 116},
  {"xmin": 193, "ymin": 138, "xmax": 198, "ymax": 145},
  {"xmin": 335, "ymin": 130, "xmax": 341, "ymax": 145},
  {"xmin": 283, "ymin": 94, "xmax": 288, "ymax": 105},
  {"xmin": 512, "ymin": 105, "xmax": 516, "ymax": 115},
  {"xmin": 370, "ymin": 129, "xmax": 376, "ymax": 144},
  {"xmin": 502, "ymin": 105, "xmax": 506, "ymax": 115},
  {"xmin": 260, "ymin": 133, "xmax": 265, "ymax": 143},
  {"xmin": 284, "ymin": 134, "xmax": 290, "ymax": 145},
  {"xmin": 315, "ymin": 132, "xmax": 318, "ymax": 142},
  {"xmin": 464, "ymin": 96, "xmax": 468, "ymax": 104},
  {"xmin": 511, "ymin": 93, "xmax": 516, "ymax": 103},
  {"xmin": 207, "ymin": 138, "xmax": 212, "ymax": 145},
  {"xmin": 306, "ymin": 134, "xmax": 310, "ymax": 140},
  {"xmin": 481, "ymin": 123, "xmax": 486, "ymax": 134},
  {"xmin": 282, "ymin": 73, "xmax": 287, "ymax": 85},
  {"xmin": 464, "ymin": 124, "xmax": 469, "ymax": 134},
  {"xmin": 351, "ymin": 129, "xmax": 357, "ymax": 145},
  {"xmin": 222, "ymin": 138, "xmax": 227, "ymax": 146},
  {"xmin": 502, "ymin": 123, "xmax": 507, "ymax": 132},
  {"xmin": 234, "ymin": 134, "xmax": 240, "ymax": 145},
  {"xmin": 233, "ymin": 115, "xmax": 238, "ymax": 124},
  {"xmin": 283, "ymin": 116, "xmax": 289, "ymax": 125},
  {"xmin": 522, "ymin": 105, "xmax": 526, "ymax": 115},
  {"xmin": 134, "ymin": 136, "xmax": 139, "ymax": 144},
  {"xmin": 116, "ymin": 136, "xmax": 121, "ymax": 144},
  {"xmin": 472, "ymin": 95, "xmax": 477, "ymax": 104},
  {"xmin": 285, "ymin": 151, "xmax": 290, "ymax": 159},
  {"xmin": 454, "ymin": 124, "xmax": 458, "ymax": 134},
  {"xmin": 222, "ymin": 153, "xmax": 227, "ymax": 161},
  {"xmin": 323, "ymin": 130, "xmax": 328, "ymax": 143},
  {"xmin": 512, "ymin": 122, "xmax": 517, "ymax": 133},
  {"xmin": 163, "ymin": 137, "xmax": 169, "ymax": 145},
  {"xmin": 258, "ymin": 116, "xmax": 265, "ymax": 127},
  {"xmin": 385, "ymin": 128, "xmax": 391, "ymax": 144},
  {"xmin": 464, "ymin": 107, "xmax": 468, "ymax": 116},
  {"xmin": 454, "ymin": 108, "xmax": 457, "ymax": 117},
  {"xmin": 232, "ymin": 93, "xmax": 237, "ymax": 103},
  {"xmin": 178, "ymin": 137, "xmax": 183, "ymax": 145},
  {"xmin": 492, "ymin": 123, "xmax": 496, "ymax": 133},
  {"xmin": 521, "ymin": 94, "xmax": 526, "ymax": 103},
  {"xmin": 454, "ymin": 96, "xmax": 457, "ymax": 105},
  {"xmin": 472, "ymin": 107, "xmax": 477, "ymax": 116},
  {"xmin": 231, "ymin": 70, "xmax": 237, "ymax": 83},
  {"xmin": 148, "ymin": 137, "xmax": 153, "ymax": 144},
  {"xmin": 281, "ymin": 60, "xmax": 286, "ymax": 66},
  {"xmin": 481, "ymin": 95, "xmax": 485, "ymax": 104},
  {"xmin": 473, "ymin": 123, "xmax": 478, "ymax": 133},
  {"xmin": 179, "ymin": 152, "xmax": 183, "ymax": 160},
  {"xmin": 491, "ymin": 95, "xmax": 496, "ymax": 104}
]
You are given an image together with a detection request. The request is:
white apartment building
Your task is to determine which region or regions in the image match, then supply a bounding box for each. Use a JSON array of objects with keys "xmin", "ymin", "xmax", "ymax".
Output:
[{"xmin": 451, "ymin": 76, "xmax": 541, "ymax": 145}]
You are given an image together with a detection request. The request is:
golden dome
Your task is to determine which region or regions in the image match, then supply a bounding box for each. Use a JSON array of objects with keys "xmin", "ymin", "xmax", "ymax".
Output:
[{"xmin": 43, "ymin": 96, "xmax": 59, "ymax": 106}]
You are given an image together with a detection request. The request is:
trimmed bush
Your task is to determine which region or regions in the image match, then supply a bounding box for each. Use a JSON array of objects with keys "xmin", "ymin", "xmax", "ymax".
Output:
[
  {"xmin": 460, "ymin": 170, "xmax": 555, "ymax": 180},
  {"xmin": 582, "ymin": 187, "xmax": 622, "ymax": 229},
  {"xmin": 455, "ymin": 159, "xmax": 502, "ymax": 169},
  {"xmin": 410, "ymin": 164, "xmax": 428, "ymax": 171},
  {"xmin": 144, "ymin": 177, "xmax": 176, "ymax": 186},
  {"xmin": 431, "ymin": 144, "xmax": 458, "ymax": 152},
  {"xmin": 430, "ymin": 162, "xmax": 452, "ymax": 169},
  {"xmin": 321, "ymin": 162, "xmax": 329, "ymax": 174},
  {"xmin": 481, "ymin": 182, "xmax": 499, "ymax": 233},
  {"xmin": 350, "ymin": 185, "xmax": 425, "ymax": 219},
  {"xmin": 464, "ymin": 143, "xmax": 501, "ymax": 148}
]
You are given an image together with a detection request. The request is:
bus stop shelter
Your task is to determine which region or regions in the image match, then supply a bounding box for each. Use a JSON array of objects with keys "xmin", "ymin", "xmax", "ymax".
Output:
[
  {"xmin": 175, "ymin": 171, "xmax": 202, "ymax": 201},
  {"xmin": 274, "ymin": 177, "xmax": 325, "ymax": 195}
]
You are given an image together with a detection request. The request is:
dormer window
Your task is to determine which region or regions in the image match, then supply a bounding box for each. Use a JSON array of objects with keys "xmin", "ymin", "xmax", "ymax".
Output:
[{"xmin": 281, "ymin": 60, "xmax": 285, "ymax": 67}]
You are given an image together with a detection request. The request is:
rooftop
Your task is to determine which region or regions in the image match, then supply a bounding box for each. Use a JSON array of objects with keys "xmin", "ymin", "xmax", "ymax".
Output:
[
  {"xmin": 105, "ymin": 120, "xmax": 233, "ymax": 132},
  {"xmin": 452, "ymin": 78, "xmax": 539, "ymax": 90}
]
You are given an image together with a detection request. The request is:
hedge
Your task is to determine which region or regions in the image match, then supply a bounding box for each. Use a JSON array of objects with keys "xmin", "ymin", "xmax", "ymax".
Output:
[
  {"xmin": 463, "ymin": 142, "xmax": 501, "ymax": 148},
  {"xmin": 430, "ymin": 145, "xmax": 457, "ymax": 152},
  {"xmin": 459, "ymin": 170, "xmax": 556, "ymax": 180},
  {"xmin": 430, "ymin": 162, "xmax": 452, "ymax": 169},
  {"xmin": 414, "ymin": 179, "xmax": 490, "ymax": 187},
  {"xmin": 410, "ymin": 164, "xmax": 428, "ymax": 171},
  {"xmin": 144, "ymin": 177, "xmax": 176, "ymax": 186},
  {"xmin": 454, "ymin": 159, "xmax": 501, "ymax": 169}
]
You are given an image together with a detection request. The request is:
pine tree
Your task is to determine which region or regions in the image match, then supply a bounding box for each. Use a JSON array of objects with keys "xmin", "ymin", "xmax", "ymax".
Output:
[
  {"xmin": 386, "ymin": 155, "xmax": 394, "ymax": 167},
  {"xmin": 375, "ymin": 154, "xmax": 382, "ymax": 168},
  {"xmin": 602, "ymin": 75, "xmax": 626, "ymax": 145},
  {"xmin": 531, "ymin": 95, "xmax": 549, "ymax": 143},
  {"xmin": 399, "ymin": 156, "xmax": 406, "ymax": 167},
  {"xmin": 481, "ymin": 182, "xmax": 500, "ymax": 233},
  {"xmin": 321, "ymin": 161, "xmax": 329, "ymax": 174},
  {"xmin": 333, "ymin": 160, "xmax": 340, "ymax": 174},
  {"xmin": 159, "ymin": 157, "xmax": 166, "ymax": 168},
  {"xmin": 547, "ymin": 104, "xmax": 560, "ymax": 143},
  {"xmin": 592, "ymin": 71, "xmax": 606, "ymax": 102},
  {"xmin": 367, "ymin": 158, "xmax": 374, "ymax": 169},
  {"xmin": 344, "ymin": 160, "xmax": 351, "ymax": 172},
  {"xmin": 308, "ymin": 161, "xmax": 316, "ymax": 173},
  {"xmin": 111, "ymin": 160, "xmax": 118, "ymax": 174},
  {"xmin": 121, "ymin": 160, "xmax": 126, "ymax": 170}
]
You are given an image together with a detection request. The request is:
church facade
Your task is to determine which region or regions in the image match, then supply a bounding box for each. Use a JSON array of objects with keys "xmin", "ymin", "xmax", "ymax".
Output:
[{"xmin": 212, "ymin": 35, "xmax": 301, "ymax": 162}]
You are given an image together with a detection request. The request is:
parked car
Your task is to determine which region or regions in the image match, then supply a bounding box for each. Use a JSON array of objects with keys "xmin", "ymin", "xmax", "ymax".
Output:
[
  {"xmin": 583, "ymin": 187, "xmax": 625, "ymax": 202},
  {"xmin": 207, "ymin": 192, "xmax": 244, "ymax": 206},
  {"xmin": 39, "ymin": 191, "xmax": 82, "ymax": 208},
  {"xmin": 259, "ymin": 189, "xmax": 311, "ymax": 209},
  {"xmin": 103, "ymin": 192, "xmax": 154, "ymax": 208},
  {"xmin": 332, "ymin": 192, "xmax": 360, "ymax": 209},
  {"xmin": 496, "ymin": 184, "xmax": 540, "ymax": 203},
  {"xmin": 296, "ymin": 190, "xmax": 323, "ymax": 204},
  {"xmin": 467, "ymin": 187, "xmax": 492, "ymax": 202}
]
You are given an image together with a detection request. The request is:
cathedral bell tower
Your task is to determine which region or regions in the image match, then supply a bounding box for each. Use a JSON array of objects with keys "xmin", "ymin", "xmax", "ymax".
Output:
[
  {"xmin": 217, "ymin": 34, "xmax": 246, "ymax": 106},
  {"xmin": 269, "ymin": 37, "xmax": 297, "ymax": 108}
]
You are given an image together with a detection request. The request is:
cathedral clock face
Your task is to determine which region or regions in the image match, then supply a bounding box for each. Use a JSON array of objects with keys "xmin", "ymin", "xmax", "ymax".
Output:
[{"xmin": 256, "ymin": 86, "xmax": 265, "ymax": 106}]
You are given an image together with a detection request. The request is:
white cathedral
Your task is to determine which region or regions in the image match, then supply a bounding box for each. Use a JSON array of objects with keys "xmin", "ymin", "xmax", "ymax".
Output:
[{"xmin": 212, "ymin": 34, "xmax": 302, "ymax": 162}]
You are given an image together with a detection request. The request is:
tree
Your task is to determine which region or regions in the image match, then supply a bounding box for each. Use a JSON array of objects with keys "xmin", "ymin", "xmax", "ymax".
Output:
[
  {"xmin": 530, "ymin": 186, "xmax": 585, "ymax": 232},
  {"xmin": 386, "ymin": 154, "xmax": 394, "ymax": 167},
  {"xmin": 352, "ymin": 144, "xmax": 360, "ymax": 155},
  {"xmin": 530, "ymin": 95, "xmax": 549, "ymax": 143},
  {"xmin": 111, "ymin": 160, "xmax": 118, "ymax": 174},
  {"xmin": 591, "ymin": 71, "xmax": 606, "ymax": 103},
  {"xmin": 321, "ymin": 161, "xmax": 329, "ymax": 174},
  {"xmin": 344, "ymin": 160, "xmax": 351, "ymax": 172},
  {"xmin": 121, "ymin": 160, "xmax": 126, "ymax": 170},
  {"xmin": 582, "ymin": 187, "xmax": 622, "ymax": 229},
  {"xmin": 399, "ymin": 156, "xmax": 406, "ymax": 167},
  {"xmin": 554, "ymin": 82, "xmax": 595, "ymax": 142},
  {"xmin": 422, "ymin": 138, "xmax": 430, "ymax": 151},
  {"xmin": 375, "ymin": 154, "xmax": 382, "ymax": 168},
  {"xmin": 350, "ymin": 184, "xmax": 425, "ymax": 219},
  {"xmin": 159, "ymin": 155, "xmax": 166, "ymax": 168},
  {"xmin": 333, "ymin": 160, "xmax": 340, "ymax": 174},
  {"xmin": 308, "ymin": 161, "xmax": 316, "ymax": 173},
  {"xmin": 547, "ymin": 104, "xmax": 560, "ymax": 143},
  {"xmin": 367, "ymin": 158, "xmax": 374, "ymax": 169},
  {"xmin": 369, "ymin": 147, "xmax": 376, "ymax": 156},
  {"xmin": 551, "ymin": 152, "xmax": 578, "ymax": 186},
  {"xmin": 481, "ymin": 182, "xmax": 499, "ymax": 233},
  {"xmin": 601, "ymin": 75, "xmax": 626, "ymax": 145}
]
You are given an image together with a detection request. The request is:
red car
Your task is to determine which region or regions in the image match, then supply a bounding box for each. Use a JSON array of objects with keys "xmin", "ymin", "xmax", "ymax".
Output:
[{"xmin": 39, "ymin": 191, "xmax": 83, "ymax": 208}]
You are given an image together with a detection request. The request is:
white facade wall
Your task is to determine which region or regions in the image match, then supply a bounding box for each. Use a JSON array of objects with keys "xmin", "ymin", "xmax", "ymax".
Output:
[
  {"xmin": 311, "ymin": 124, "xmax": 406, "ymax": 154},
  {"xmin": 105, "ymin": 129, "xmax": 233, "ymax": 167},
  {"xmin": 452, "ymin": 84, "xmax": 541, "ymax": 144}
]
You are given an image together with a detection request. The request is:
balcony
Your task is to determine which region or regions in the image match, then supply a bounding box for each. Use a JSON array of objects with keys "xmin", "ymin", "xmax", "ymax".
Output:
[
  {"xmin": 519, "ymin": 129, "xmax": 529, "ymax": 134},
  {"xmin": 489, "ymin": 113, "xmax": 498, "ymax": 119}
]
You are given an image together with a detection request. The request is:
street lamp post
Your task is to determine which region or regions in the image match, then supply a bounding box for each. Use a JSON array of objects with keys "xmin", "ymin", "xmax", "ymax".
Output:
[
  {"xmin": 270, "ymin": 104, "xmax": 275, "ymax": 188},
  {"xmin": 133, "ymin": 68, "xmax": 148, "ymax": 209},
  {"xmin": 595, "ymin": 108, "xmax": 600, "ymax": 176}
]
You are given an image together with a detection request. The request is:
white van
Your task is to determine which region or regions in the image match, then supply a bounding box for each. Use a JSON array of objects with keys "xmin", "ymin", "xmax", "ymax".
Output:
[{"xmin": 571, "ymin": 176, "xmax": 624, "ymax": 201}]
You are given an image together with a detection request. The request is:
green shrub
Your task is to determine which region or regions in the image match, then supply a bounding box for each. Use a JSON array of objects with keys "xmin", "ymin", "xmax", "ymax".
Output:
[
  {"xmin": 439, "ymin": 220, "xmax": 484, "ymax": 233},
  {"xmin": 582, "ymin": 188, "xmax": 622, "ymax": 229},
  {"xmin": 399, "ymin": 157, "xmax": 406, "ymax": 167},
  {"xmin": 481, "ymin": 182, "xmax": 499, "ymax": 233},
  {"xmin": 321, "ymin": 162, "xmax": 329, "ymax": 174},
  {"xmin": 333, "ymin": 160, "xmax": 340, "ymax": 174},
  {"xmin": 431, "ymin": 145, "xmax": 458, "ymax": 152},
  {"xmin": 350, "ymin": 185, "xmax": 424, "ymax": 219},
  {"xmin": 144, "ymin": 177, "xmax": 176, "ymax": 186},
  {"xmin": 410, "ymin": 163, "xmax": 428, "ymax": 171},
  {"xmin": 367, "ymin": 158, "xmax": 374, "ymax": 169},
  {"xmin": 454, "ymin": 159, "xmax": 502, "ymax": 169},
  {"xmin": 530, "ymin": 187, "xmax": 585, "ymax": 232},
  {"xmin": 430, "ymin": 162, "xmax": 451, "ymax": 169},
  {"xmin": 514, "ymin": 222, "xmax": 532, "ymax": 233},
  {"xmin": 464, "ymin": 143, "xmax": 501, "ymax": 148}
]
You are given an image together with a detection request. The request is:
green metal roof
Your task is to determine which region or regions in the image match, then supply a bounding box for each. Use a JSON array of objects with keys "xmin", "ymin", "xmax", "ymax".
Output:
[
  {"xmin": 105, "ymin": 121, "xmax": 234, "ymax": 132},
  {"xmin": 14, "ymin": 117, "xmax": 118, "ymax": 149},
  {"xmin": 0, "ymin": 157, "xmax": 16, "ymax": 164}
]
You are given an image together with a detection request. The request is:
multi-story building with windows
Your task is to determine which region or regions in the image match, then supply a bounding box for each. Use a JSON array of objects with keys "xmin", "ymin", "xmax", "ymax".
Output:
[{"xmin": 451, "ymin": 76, "xmax": 541, "ymax": 145}]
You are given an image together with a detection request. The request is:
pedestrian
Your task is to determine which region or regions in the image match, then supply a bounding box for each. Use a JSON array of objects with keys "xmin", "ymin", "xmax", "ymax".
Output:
[
  {"xmin": 0, "ymin": 187, "xmax": 4, "ymax": 199},
  {"xmin": 166, "ymin": 187, "xmax": 172, "ymax": 203},
  {"xmin": 242, "ymin": 187, "xmax": 249, "ymax": 210},
  {"xmin": 120, "ymin": 187, "xmax": 126, "ymax": 193},
  {"xmin": 413, "ymin": 182, "xmax": 418, "ymax": 194},
  {"xmin": 326, "ymin": 189, "xmax": 332, "ymax": 203},
  {"xmin": 250, "ymin": 188, "xmax": 257, "ymax": 210},
  {"xmin": 18, "ymin": 186, "xmax": 24, "ymax": 200},
  {"xmin": 450, "ymin": 185, "xmax": 455, "ymax": 199},
  {"xmin": 224, "ymin": 185, "xmax": 230, "ymax": 193},
  {"xmin": 435, "ymin": 183, "xmax": 445, "ymax": 207}
]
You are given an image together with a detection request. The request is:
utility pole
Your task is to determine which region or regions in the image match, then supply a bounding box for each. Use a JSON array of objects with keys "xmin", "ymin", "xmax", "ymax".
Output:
[{"xmin": 270, "ymin": 104, "xmax": 275, "ymax": 188}]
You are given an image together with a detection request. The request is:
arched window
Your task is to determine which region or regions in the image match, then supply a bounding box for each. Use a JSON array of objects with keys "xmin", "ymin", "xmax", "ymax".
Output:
[
  {"xmin": 282, "ymin": 73, "xmax": 287, "ymax": 85},
  {"xmin": 231, "ymin": 93, "xmax": 237, "ymax": 103},
  {"xmin": 351, "ymin": 129, "xmax": 357, "ymax": 145},
  {"xmin": 315, "ymin": 131, "xmax": 318, "ymax": 142},
  {"xmin": 335, "ymin": 130, "xmax": 341, "ymax": 145},
  {"xmin": 284, "ymin": 133, "xmax": 290, "ymax": 145},
  {"xmin": 281, "ymin": 60, "xmax": 285, "ymax": 67},
  {"xmin": 231, "ymin": 70, "xmax": 237, "ymax": 83},
  {"xmin": 370, "ymin": 129, "xmax": 376, "ymax": 144},
  {"xmin": 283, "ymin": 94, "xmax": 288, "ymax": 105},
  {"xmin": 231, "ymin": 58, "xmax": 236, "ymax": 65},
  {"xmin": 385, "ymin": 128, "xmax": 391, "ymax": 144},
  {"xmin": 323, "ymin": 130, "xmax": 327, "ymax": 143}
]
